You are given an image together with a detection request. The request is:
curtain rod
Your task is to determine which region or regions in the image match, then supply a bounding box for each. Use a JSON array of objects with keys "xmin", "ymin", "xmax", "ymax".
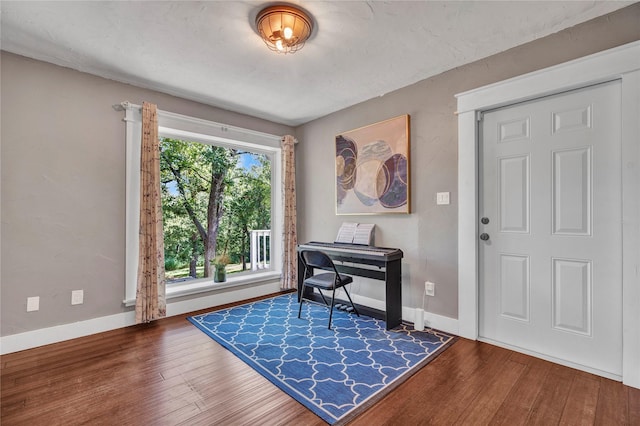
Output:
[{"xmin": 112, "ymin": 101, "xmax": 295, "ymax": 144}]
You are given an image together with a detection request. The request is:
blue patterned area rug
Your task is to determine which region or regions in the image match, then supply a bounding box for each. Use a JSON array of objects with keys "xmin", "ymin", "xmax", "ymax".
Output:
[{"xmin": 188, "ymin": 293, "xmax": 455, "ymax": 425}]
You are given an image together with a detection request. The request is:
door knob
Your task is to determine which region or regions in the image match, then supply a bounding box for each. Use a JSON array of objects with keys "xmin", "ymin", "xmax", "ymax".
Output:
[
  {"xmin": 480, "ymin": 233, "xmax": 490, "ymax": 241},
  {"xmin": 481, "ymin": 217, "xmax": 490, "ymax": 224}
]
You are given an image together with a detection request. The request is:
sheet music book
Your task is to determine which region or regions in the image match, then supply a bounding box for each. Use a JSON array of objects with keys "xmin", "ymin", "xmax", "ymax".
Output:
[{"xmin": 335, "ymin": 222, "xmax": 375, "ymax": 245}]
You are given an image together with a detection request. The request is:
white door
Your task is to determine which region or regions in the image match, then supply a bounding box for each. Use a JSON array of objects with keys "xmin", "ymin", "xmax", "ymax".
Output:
[{"xmin": 479, "ymin": 81, "xmax": 622, "ymax": 376}]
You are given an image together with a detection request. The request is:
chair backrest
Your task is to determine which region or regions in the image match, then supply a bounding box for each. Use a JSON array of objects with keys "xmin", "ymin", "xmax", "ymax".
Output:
[{"xmin": 300, "ymin": 250, "xmax": 337, "ymax": 274}]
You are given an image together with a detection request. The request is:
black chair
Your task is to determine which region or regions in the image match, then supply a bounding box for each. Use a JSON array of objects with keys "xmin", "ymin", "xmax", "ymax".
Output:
[{"xmin": 298, "ymin": 250, "xmax": 360, "ymax": 329}]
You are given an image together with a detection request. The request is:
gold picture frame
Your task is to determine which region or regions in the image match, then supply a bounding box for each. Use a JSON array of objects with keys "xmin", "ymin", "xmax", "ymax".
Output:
[{"xmin": 336, "ymin": 115, "xmax": 410, "ymax": 215}]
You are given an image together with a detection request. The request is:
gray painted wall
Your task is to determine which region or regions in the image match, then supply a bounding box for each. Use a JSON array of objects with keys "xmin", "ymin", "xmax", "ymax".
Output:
[
  {"xmin": 294, "ymin": 4, "xmax": 640, "ymax": 319},
  {"xmin": 1, "ymin": 4, "xmax": 639, "ymax": 337},
  {"xmin": 0, "ymin": 53, "xmax": 294, "ymax": 336}
]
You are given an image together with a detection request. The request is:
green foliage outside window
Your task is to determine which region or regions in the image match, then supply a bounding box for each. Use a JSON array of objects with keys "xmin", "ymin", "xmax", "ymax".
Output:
[{"xmin": 160, "ymin": 137, "xmax": 271, "ymax": 282}]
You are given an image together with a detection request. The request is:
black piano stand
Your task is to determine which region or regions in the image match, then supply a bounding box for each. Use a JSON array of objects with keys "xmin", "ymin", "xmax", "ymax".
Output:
[{"xmin": 296, "ymin": 254, "xmax": 402, "ymax": 330}]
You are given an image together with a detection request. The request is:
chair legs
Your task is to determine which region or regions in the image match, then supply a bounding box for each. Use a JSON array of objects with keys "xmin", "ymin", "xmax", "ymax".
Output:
[
  {"xmin": 299, "ymin": 287, "xmax": 328, "ymax": 318},
  {"xmin": 298, "ymin": 284, "xmax": 359, "ymax": 330},
  {"xmin": 299, "ymin": 287, "xmax": 336, "ymax": 328},
  {"xmin": 328, "ymin": 288, "xmax": 337, "ymax": 329},
  {"xmin": 297, "ymin": 283, "xmax": 306, "ymax": 319},
  {"xmin": 317, "ymin": 289, "xmax": 329, "ymax": 306},
  {"xmin": 342, "ymin": 286, "xmax": 360, "ymax": 317},
  {"xmin": 328, "ymin": 287, "xmax": 361, "ymax": 329}
]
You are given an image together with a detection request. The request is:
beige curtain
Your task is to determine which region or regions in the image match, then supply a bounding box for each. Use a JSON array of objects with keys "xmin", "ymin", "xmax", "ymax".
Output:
[
  {"xmin": 281, "ymin": 135, "xmax": 298, "ymax": 290},
  {"xmin": 135, "ymin": 102, "xmax": 166, "ymax": 323}
]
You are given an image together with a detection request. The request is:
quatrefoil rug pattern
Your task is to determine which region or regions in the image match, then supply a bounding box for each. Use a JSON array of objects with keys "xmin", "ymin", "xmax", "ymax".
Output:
[{"xmin": 188, "ymin": 293, "xmax": 455, "ymax": 425}]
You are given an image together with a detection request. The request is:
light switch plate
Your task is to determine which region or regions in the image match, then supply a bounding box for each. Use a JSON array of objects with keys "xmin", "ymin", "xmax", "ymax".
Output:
[{"xmin": 436, "ymin": 192, "xmax": 450, "ymax": 205}]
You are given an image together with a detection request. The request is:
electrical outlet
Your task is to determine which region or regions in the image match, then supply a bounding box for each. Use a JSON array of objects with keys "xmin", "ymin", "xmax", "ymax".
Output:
[
  {"xmin": 27, "ymin": 296, "xmax": 40, "ymax": 312},
  {"xmin": 71, "ymin": 290, "xmax": 84, "ymax": 305},
  {"xmin": 425, "ymin": 281, "xmax": 435, "ymax": 297},
  {"xmin": 436, "ymin": 192, "xmax": 450, "ymax": 205}
]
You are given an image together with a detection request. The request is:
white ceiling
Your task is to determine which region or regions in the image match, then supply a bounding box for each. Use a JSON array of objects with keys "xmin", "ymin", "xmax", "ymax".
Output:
[{"xmin": 1, "ymin": 1, "xmax": 631, "ymax": 126}]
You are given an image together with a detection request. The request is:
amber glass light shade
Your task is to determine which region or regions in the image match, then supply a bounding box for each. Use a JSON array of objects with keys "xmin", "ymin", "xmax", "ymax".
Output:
[{"xmin": 255, "ymin": 5, "xmax": 313, "ymax": 54}]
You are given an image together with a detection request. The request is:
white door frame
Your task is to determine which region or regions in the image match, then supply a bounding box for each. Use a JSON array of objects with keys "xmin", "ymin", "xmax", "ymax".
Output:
[{"xmin": 457, "ymin": 40, "xmax": 640, "ymax": 388}]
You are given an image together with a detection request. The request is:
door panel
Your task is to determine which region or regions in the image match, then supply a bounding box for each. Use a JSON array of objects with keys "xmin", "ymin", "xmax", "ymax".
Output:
[
  {"xmin": 479, "ymin": 81, "xmax": 622, "ymax": 376},
  {"xmin": 552, "ymin": 147, "xmax": 591, "ymax": 235},
  {"xmin": 551, "ymin": 258, "xmax": 591, "ymax": 335},
  {"xmin": 499, "ymin": 254, "xmax": 530, "ymax": 321},
  {"xmin": 498, "ymin": 155, "xmax": 530, "ymax": 233}
]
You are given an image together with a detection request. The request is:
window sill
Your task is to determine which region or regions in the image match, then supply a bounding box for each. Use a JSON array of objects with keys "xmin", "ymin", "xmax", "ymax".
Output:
[{"xmin": 123, "ymin": 271, "xmax": 281, "ymax": 307}]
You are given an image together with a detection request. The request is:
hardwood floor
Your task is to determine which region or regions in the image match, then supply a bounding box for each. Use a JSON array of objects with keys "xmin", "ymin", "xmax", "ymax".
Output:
[{"xmin": 2, "ymin": 292, "xmax": 639, "ymax": 425}]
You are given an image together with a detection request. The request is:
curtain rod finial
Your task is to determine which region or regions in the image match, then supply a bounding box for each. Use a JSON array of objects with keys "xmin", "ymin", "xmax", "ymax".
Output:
[{"xmin": 113, "ymin": 101, "xmax": 132, "ymax": 111}]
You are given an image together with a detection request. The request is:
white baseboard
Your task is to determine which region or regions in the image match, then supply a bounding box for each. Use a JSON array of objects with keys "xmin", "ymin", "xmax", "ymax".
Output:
[
  {"xmin": 2, "ymin": 284, "xmax": 459, "ymax": 355},
  {"xmin": 0, "ymin": 281, "xmax": 282, "ymax": 355},
  {"xmin": 0, "ymin": 311, "xmax": 137, "ymax": 355},
  {"xmin": 421, "ymin": 310, "xmax": 459, "ymax": 335},
  {"xmin": 339, "ymin": 291, "xmax": 459, "ymax": 336}
]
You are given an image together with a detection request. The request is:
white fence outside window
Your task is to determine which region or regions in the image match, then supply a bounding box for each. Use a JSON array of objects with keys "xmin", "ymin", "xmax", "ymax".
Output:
[{"xmin": 250, "ymin": 230, "xmax": 271, "ymax": 271}]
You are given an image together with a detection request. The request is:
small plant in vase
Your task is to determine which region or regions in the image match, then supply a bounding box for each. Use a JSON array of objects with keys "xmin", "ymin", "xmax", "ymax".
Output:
[{"xmin": 212, "ymin": 254, "xmax": 230, "ymax": 283}]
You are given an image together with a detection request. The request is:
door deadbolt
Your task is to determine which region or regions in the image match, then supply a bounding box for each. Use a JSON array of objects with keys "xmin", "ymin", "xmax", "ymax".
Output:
[
  {"xmin": 480, "ymin": 233, "xmax": 490, "ymax": 241},
  {"xmin": 481, "ymin": 217, "xmax": 490, "ymax": 224}
]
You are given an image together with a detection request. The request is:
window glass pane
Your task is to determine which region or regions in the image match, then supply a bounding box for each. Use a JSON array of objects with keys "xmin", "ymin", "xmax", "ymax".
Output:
[{"xmin": 160, "ymin": 137, "xmax": 272, "ymax": 283}]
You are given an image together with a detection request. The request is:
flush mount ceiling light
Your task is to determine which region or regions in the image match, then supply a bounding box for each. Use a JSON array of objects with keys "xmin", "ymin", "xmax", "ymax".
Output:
[{"xmin": 255, "ymin": 4, "xmax": 313, "ymax": 54}]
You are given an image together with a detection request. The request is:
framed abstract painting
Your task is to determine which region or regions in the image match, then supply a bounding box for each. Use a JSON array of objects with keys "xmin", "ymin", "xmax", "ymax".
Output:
[{"xmin": 336, "ymin": 115, "xmax": 410, "ymax": 215}]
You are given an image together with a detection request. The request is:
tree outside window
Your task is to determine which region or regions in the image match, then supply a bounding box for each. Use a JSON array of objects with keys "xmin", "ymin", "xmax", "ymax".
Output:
[{"xmin": 160, "ymin": 137, "xmax": 271, "ymax": 282}]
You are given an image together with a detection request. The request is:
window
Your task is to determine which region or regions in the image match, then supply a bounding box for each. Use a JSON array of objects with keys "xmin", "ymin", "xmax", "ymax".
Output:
[
  {"xmin": 123, "ymin": 104, "xmax": 282, "ymax": 305},
  {"xmin": 160, "ymin": 136, "xmax": 272, "ymax": 283}
]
